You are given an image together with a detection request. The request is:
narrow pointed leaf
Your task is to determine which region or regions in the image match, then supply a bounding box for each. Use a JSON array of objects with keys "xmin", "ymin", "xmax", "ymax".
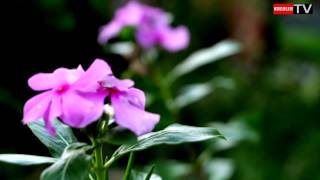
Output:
[
  {"xmin": 130, "ymin": 169, "xmax": 162, "ymax": 180},
  {"xmin": 144, "ymin": 165, "xmax": 155, "ymax": 180},
  {"xmin": 113, "ymin": 124, "xmax": 224, "ymax": 158},
  {"xmin": 28, "ymin": 119, "xmax": 78, "ymax": 157},
  {"xmin": 170, "ymin": 77, "xmax": 235, "ymax": 109},
  {"xmin": 0, "ymin": 154, "xmax": 56, "ymax": 165},
  {"xmin": 170, "ymin": 82, "xmax": 213, "ymax": 109},
  {"xmin": 168, "ymin": 40, "xmax": 241, "ymax": 82},
  {"xmin": 41, "ymin": 144, "xmax": 91, "ymax": 180},
  {"xmin": 123, "ymin": 152, "xmax": 135, "ymax": 180}
]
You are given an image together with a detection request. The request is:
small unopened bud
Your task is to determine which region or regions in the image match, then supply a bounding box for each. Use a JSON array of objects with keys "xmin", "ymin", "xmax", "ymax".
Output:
[{"xmin": 104, "ymin": 104, "xmax": 114, "ymax": 116}]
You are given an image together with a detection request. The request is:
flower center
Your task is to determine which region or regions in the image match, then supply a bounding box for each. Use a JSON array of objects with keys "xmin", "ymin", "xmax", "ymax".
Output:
[{"xmin": 54, "ymin": 84, "xmax": 69, "ymax": 94}]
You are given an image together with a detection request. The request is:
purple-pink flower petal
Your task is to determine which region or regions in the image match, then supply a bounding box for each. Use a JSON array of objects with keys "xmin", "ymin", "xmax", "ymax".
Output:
[
  {"xmin": 24, "ymin": 58, "xmax": 160, "ymax": 136},
  {"xmin": 98, "ymin": 1, "xmax": 190, "ymax": 51},
  {"xmin": 48, "ymin": 96, "xmax": 62, "ymax": 122},
  {"xmin": 102, "ymin": 75, "xmax": 134, "ymax": 91},
  {"xmin": 115, "ymin": 1, "xmax": 144, "ymax": 26},
  {"xmin": 53, "ymin": 67, "xmax": 84, "ymax": 86},
  {"xmin": 23, "ymin": 91, "xmax": 53, "ymax": 124},
  {"xmin": 98, "ymin": 21, "xmax": 123, "ymax": 45},
  {"xmin": 160, "ymin": 26, "xmax": 190, "ymax": 52},
  {"xmin": 23, "ymin": 60, "xmax": 114, "ymax": 135},
  {"xmin": 44, "ymin": 96, "xmax": 62, "ymax": 135},
  {"xmin": 28, "ymin": 73, "xmax": 60, "ymax": 91},
  {"xmin": 43, "ymin": 117, "xmax": 56, "ymax": 136},
  {"xmin": 98, "ymin": 1, "xmax": 144, "ymax": 44},
  {"xmin": 60, "ymin": 91, "xmax": 106, "ymax": 128},
  {"xmin": 127, "ymin": 88, "xmax": 146, "ymax": 109},
  {"xmin": 73, "ymin": 59, "xmax": 112, "ymax": 92},
  {"xmin": 135, "ymin": 27, "xmax": 159, "ymax": 49},
  {"xmin": 111, "ymin": 93, "xmax": 160, "ymax": 136}
]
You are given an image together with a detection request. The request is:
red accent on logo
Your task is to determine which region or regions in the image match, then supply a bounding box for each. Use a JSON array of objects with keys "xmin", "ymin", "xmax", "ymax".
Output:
[{"xmin": 273, "ymin": 3, "xmax": 294, "ymax": 15}]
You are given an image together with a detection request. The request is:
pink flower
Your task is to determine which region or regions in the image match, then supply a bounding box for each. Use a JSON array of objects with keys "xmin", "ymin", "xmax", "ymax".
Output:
[
  {"xmin": 102, "ymin": 76, "xmax": 160, "ymax": 136},
  {"xmin": 23, "ymin": 59, "xmax": 111, "ymax": 135},
  {"xmin": 98, "ymin": 1, "xmax": 189, "ymax": 52},
  {"xmin": 23, "ymin": 59, "xmax": 160, "ymax": 136}
]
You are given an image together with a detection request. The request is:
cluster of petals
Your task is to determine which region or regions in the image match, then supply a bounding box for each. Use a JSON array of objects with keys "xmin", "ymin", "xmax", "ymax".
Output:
[
  {"xmin": 23, "ymin": 59, "xmax": 159, "ymax": 136},
  {"xmin": 98, "ymin": 1, "xmax": 189, "ymax": 52}
]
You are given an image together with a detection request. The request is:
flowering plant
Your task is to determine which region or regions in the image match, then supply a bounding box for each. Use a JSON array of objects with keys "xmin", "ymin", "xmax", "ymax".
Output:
[
  {"xmin": 0, "ymin": 59, "xmax": 224, "ymax": 180},
  {"xmin": 0, "ymin": 1, "xmax": 244, "ymax": 180},
  {"xmin": 98, "ymin": 1, "xmax": 189, "ymax": 52}
]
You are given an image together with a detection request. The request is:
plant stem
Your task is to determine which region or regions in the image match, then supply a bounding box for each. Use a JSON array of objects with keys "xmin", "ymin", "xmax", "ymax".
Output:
[
  {"xmin": 92, "ymin": 117, "xmax": 111, "ymax": 180},
  {"xmin": 104, "ymin": 156, "xmax": 117, "ymax": 169},
  {"xmin": 123, "ymin": 152, "xmax": 134, "ymax": 180},
  {"xmin": 94, "ymin": 143, "xmax": 107, "ymax": 180},
  {"xmin": 153, "ymin": 65, "xmax": 179, "ymax": 118}
]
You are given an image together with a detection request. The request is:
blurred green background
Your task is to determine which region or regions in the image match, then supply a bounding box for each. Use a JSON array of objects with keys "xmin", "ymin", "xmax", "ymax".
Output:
[{"xmin": 1, "ymin": 0, "xmax": 320, "ymax": 179}]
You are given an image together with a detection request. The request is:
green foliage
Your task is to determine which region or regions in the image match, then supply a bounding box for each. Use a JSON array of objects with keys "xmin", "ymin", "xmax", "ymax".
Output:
[
  {"xmin": 0, "ymin": 154, "xmax": 56, "ymax": 165},
  {"xmin": 167, "ymin": 40, "xmax": 241, "ymax": 83},
  {"xmin": 144, "ymin": 165, "xmax": 155, "ymax": 180},
  {"xmin": 98, "ymin": 127, "xmax": 137, "ymax": 146},
  {"xmin": 28, "ymin": 119, "xmax": 78, "ymax": 157},
  {"xmin": 130, "ymin": 167, "xmax": 162, "ymax": 180},
  {"xmin": 41, "ymin": 143, "xmax": 92, "ymax": 180},
  {"xmin": 112, "ymin": 124, "xmax": 224, "ymax": 158},
  {"xmin": 170, "ymin": 77, "xmax": 235, "ymax": 109},
  {"xmin": 6, "ymin": 1, "xmax": 320, "ymax": 179},
  {"xmin": 123, "ymin": 153, "xmax": 134, "ymax": 180},
  {"xmin": 119, "ymin": 27, "xmax": 136, "ymax": 42},
  {"xmin": 209, "ymin": 117, "xmax": 259, "ymax": 151}
]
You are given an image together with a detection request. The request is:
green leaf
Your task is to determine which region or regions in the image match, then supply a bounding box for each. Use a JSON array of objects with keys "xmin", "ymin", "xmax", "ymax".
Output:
[
  {"xmin": 112, "ymin": 124, "xmax": 224, "ymax": 158},
  {"xmin": 170, "ymin": 77, "xmax": 235, "ymax": 109},
  {"xmin": 41, "ymin": 143, "xmax": 92, "ymax": 180},
  {"xmin": 120, "ymin": 27, "xmax": 136, "ymax": 41},
  {"xmin": 170, "ymin": 82, "xmax": 212, "ymax": 110},
  {"xmin": 28, "ymin": 119, "xmax": 78, "ymax": 157},
  {"xmin": 167, "ymin": 40, "xmax": 241, "ymax": 83},
  {"xmin": 123, "ymin": 153, "xmax": 135, "ymax": 180},
  {"xmin": 98, "ymin": 127, "xmax": 138, "ymax": 146},
  {"xmin": 0, "ymin": 154, "xmax": 56, "ymax": 165},
  {"xmin": 130, "ymin": 168, "xmax": 162, "ymax": 180},
  {"xmin": 144, "ymin": 165, "xmax": 155, "ymax": 180}
]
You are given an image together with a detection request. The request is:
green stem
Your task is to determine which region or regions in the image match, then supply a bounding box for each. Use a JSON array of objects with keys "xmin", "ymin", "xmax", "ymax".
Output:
[
  {"xmin": 123, "ymin": 152, "xmax": 134, "ymax": 180},
  {"xmin": 92, "ymin": 117, "xmax": 111, "ymax": 180},
  {"xmin": 94, "ymin": 144, "xmax": 107, "ymax": 180},
  {"xmin": 155, "ymin": 67, "xmax": 172, "ymax": 101},
  {"xmin": 154, "ymin": 65, "xmax": 179, "ymax": 118},
  {"xmin": 104, "ymin": 156, "xmax": 117, "ymax": 169}
]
